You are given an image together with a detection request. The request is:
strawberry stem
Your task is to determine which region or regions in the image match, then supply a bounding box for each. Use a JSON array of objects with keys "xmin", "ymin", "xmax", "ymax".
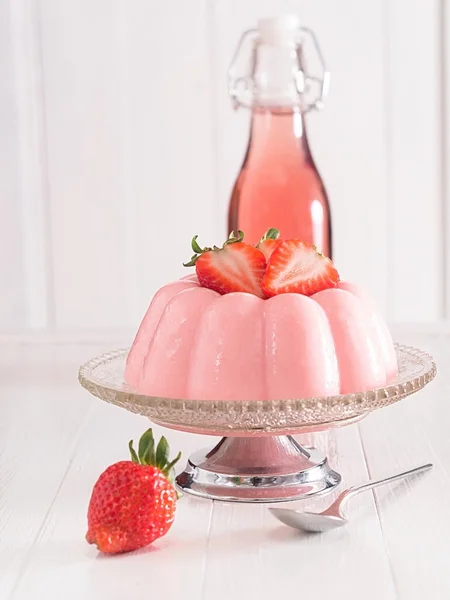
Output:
[
  {"xmin": 259, "ymin": 228, "xmax": 280, "ymax": 243},
  {"xmin": 164, "ymin": 452, "xmax": 182, "ymax": 484},
  {"xmin": 191, "ymin": 235, "xmax": 205, "ymax": 255},
  {"xmin": 183, "ymin": 230, "xmax": 245, "ymax": 267},
  {"xmin": 129, "ymin": 429, "xmax": 182, "ymax": 482},
  {"xmin": 165, "ymin": 452, "xmax": 182, "ymax": 474},
  {"xmin": 225, "ymin": 230, "xmax": 245, "ymax": 245},
  {"xmin": 128, "ymin": 440, "xmax": 139, "ymax": 464}
]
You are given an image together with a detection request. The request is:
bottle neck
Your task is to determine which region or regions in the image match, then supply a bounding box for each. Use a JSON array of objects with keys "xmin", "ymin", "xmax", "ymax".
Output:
[
  {"xmin": 247, "ymin": 107, "xmax": 311, "ymax": 161},
  {"xmin": 251, "ymin": 43, "xmax": 305, "ymax": 109},
  {"xmin": 246, "ymin": 43, "xmax": 311, "ymax": 161}
]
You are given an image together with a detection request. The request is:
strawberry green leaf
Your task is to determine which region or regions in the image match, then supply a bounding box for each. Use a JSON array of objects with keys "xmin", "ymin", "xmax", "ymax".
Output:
[
  {"xmin": 165, "ymin": 467, "xmax": 178, "ymax": 486},
  {"xmin": 128, "ymin": 440, "xmax": 139, "ymax": 464},
  {"xmin": 184, "ymin": 230, "xmax": 247, "ymax": 267},
  {"xmin": 191, "ymin": 235, "xmax": 205, "ymax": 254},
  {"xmin": 155, "ymin": 436, "xmax": 170, "ymax": 469},
  {"xmin": 260, "ymin": 228, "xmax": 280, "ymax": 243},
  {"xmin": 224, "ymin": 230, "xmax": 245, "ymax": 246},
  {"xmin": 183, "ymin": 256, "xmax": 197, "ymax": 267},
  {"xmin": 164, "ymin": 451, "xmax": 182, "ymax": 476},
  {"xmin": 138, "ymin": 428, "xmax": 155, "ymax": 466},
  {"xmin": 184, "ymin": 235, "xmax": 211, "ymax": 267}
]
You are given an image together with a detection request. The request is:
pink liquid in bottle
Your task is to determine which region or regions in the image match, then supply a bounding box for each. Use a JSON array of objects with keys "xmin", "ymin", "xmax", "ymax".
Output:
[{"xmin": 228, "ymin": 107, "xmax": 331, "ymax": 256}]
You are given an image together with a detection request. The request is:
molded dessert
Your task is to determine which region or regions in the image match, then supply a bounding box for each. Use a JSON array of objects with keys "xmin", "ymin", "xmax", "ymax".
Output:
[{"xmin": 125, "ymin": 275, "xmax": 397, "ymax": 401}]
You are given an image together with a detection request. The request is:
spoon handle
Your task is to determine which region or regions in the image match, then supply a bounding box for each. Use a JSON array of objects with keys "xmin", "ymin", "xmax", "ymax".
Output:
[{"xmin": 338, "ymin": 463, "xmax": 433, "ymax": 510}]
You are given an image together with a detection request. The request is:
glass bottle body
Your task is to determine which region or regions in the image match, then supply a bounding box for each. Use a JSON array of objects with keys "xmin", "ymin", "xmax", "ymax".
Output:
[{"xmin": 228, "ymin": 106, "xmax": 332, "ymax": 257}]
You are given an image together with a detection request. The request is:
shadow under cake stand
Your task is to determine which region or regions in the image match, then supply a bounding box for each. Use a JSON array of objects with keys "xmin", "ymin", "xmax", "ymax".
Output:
[{"xmin": 79, "ymin": 344, "xmax": 436, "ymax": 503}]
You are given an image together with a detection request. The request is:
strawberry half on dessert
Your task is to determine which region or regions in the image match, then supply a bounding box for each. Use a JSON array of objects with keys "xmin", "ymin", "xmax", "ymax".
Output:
[
  {"xmin": 184, "ymin": 230, "xmax": 266, "ymax": 298},
  {"xmin": 262, "ymin": 239, "xmax": 340, "ymax": 297},
  {"xmin": 257, "ymin": 228, "xmax": 282, "ymax": 261}
]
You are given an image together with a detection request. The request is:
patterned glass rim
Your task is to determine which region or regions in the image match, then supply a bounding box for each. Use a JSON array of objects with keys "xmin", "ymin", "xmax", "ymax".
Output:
[{"xmin": 78, "ymin": 344, "xmax": 437, "ymax": 432}]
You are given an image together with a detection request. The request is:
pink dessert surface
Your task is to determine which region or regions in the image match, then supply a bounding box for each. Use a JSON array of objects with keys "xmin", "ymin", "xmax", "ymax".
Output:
[{"xmin": 125, "ymin": 276, "xmax": 398, "ymax": 401}]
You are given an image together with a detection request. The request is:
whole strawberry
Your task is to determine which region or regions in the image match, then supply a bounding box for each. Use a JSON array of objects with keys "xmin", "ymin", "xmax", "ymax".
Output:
[{"xmin": 86, "ymin": 429, "xmax": 181, "ymax": 554}]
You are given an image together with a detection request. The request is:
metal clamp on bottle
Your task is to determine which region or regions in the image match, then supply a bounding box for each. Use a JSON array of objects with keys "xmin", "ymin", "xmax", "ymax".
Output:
[{"xmin": 228, "ymin": 15, "xmax": 330, "ymax": 112}]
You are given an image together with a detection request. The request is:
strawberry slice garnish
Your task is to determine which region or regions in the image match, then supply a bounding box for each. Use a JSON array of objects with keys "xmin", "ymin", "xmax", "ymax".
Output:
[
  {"xmin": 262, "ymin": 240, "xmax": 340, "ymax": 297},
  {"xmin": 184, "ymin": 231, "xmax": 266, "ymax": 298},
  {"xmin": 257, "ymin": 228, "xmax": 282, "ymax": 261}
]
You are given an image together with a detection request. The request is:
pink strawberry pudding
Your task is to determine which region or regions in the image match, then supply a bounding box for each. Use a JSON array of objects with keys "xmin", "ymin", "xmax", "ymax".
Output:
[{"xmin": 125, "ymin": 231, "xmax": 397, "ymax": 401}]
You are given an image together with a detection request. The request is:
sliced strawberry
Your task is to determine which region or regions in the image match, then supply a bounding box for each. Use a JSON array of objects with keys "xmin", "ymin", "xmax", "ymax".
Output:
[
  {"xmin": 197, "ymin": 243, "xmax": 266, "ymax": 297},
  {"xmin": 257, "ymin": 228, "xmax": 282, "ymax": 261},
  {"xmin": 184, "ymin": 231, "xmax": 266, "ymax": 297},
  {"xmin": 262, "ymin": 240, "xmax": 340, "ymax": 297},
  {"xmin": 258, "ymin": 239, "xmax": 282, "ymax": 261}
]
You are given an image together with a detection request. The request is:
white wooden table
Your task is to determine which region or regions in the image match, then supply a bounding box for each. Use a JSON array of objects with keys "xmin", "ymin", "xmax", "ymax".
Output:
[{"xmin": 0, "ymin": 329, "xmax": 449, "ymax": 600}]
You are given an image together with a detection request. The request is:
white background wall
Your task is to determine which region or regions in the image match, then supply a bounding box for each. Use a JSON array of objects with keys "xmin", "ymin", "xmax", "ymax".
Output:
[{"xmin": 0, "ymin": 0, "xmax": 447, "ymax": 334}]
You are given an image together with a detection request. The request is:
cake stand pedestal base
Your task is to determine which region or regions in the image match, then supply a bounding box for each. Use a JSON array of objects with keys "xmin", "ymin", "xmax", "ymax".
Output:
[
  {"xmin": 175, "ymin": 435, "xmax": 341, "ymax": 503},
  {"xmin": 79, "ymin": 345, "xmax": 436, "ymax": 504}
]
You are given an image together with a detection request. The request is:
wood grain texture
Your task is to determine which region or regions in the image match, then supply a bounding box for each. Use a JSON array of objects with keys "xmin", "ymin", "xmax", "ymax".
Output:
[
  {"xmin": 202, "ymin": 427, "xmax": 397, "ymax": 599},
  {"xmin": 38, "ymin": 0, "xmax": 132, "ymax": 329},
  {"xmin": 0, "ymin": 0, "xmax": 446, "ymax": 325},
  {"xmin": 0, "ymin": 0, "xmax": 34, "ymax": 331},
  {"xmin": 386, "ymin": 0, "xmax": 443, "ymax": 323},
  {"xmin": 444, "ymin": 0, "xmax": 450, "ymax": 319},
  {"xmin": 37, "ymin": 0, "xmax": 216, "ymax": 330},
  {"xmin": 115, "ymin": 0, "xmax": 216, "ymax": 322},
  {"xmin": 0, "ymin": 334, "xmax": 446, "ymax": 599},
  {"xmin": 360, "ymin": 331, "xmax": 450, "ymax": 599},
  {"xmin": 0, "ymin": 344, "xmax": 94, "ymax": 598},
  {"xmin": 9, "ymin": 407, "xmax": 216, "ymax": 600},
  {"xmin": 11, "ymin": 0, "xmax": 53, "ymax": 330}
]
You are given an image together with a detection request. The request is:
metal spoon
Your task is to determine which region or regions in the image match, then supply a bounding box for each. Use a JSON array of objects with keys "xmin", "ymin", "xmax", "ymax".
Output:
[{"xmin": 269, "ymin": 463, "xmax": 432, "ymax": 533}]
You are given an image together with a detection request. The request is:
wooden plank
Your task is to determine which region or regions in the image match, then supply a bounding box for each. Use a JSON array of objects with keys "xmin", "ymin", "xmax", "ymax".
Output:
[
  {"xmin": 212, "ymin": 0, "xmax": 389, "ymax": 314},
  {"xmin": 6, "ymin": 380, "xmax": 397, "ymax": 599},
  {"xmin": 202, "ymin": 427, "xmax": 397, "ymax": 599},
  {"xmin": 38, "ymin": 0, "xmax": 215, "ymax": 329},
  {"xmin": 0, "ymin": 2, "xmax": 27, "ymax": 330},
  {"xmin": 386, "ymin": 0, "xmax": 443, "ymax": 323},
  {"xmin": 38, "ymin": 0, "xmax": 131, "ymax": 329},
  {"xmin": 0, "ymin": 334, "xmax": 447, "ymax": 598},
  {"xmin": 359, "ymin": 332, "xmax": 450, "ymax": 599},
  {"xmin": 2, "ymin": 0, "xmax": 445, "ymax": 332},
  {"xmin": 9, "ymin": 397, "xmax": 216, "ymax": 599},
  {"xmin": 0, "ymin": 344, "xmax": 94, "ymax": 598},
  {"xmin": 116, "ymin": 0, "xmax": 216, "ymax": 321},
  {"xmin": 10, "ymin": 0, "xmax": 53, "ymax": 330},
  {"xmin": 444, "ymin": 0, "xmax": 450, "ymax": 319}
]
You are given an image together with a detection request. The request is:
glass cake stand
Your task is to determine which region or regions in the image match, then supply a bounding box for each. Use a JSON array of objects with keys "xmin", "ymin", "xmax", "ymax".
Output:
[{"xmin": 78, "ymin": 344, "xmax": 436, "ymax": 503}]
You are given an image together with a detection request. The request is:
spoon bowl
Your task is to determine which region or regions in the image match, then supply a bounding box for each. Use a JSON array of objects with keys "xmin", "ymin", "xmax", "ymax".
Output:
[
  {"xmin": 269, "ymin": 463, "xmax": 432, "ymax": 533},
  {"xmin": 271, "ymin": 508, "xmax": 346, "ymax": 533}
]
